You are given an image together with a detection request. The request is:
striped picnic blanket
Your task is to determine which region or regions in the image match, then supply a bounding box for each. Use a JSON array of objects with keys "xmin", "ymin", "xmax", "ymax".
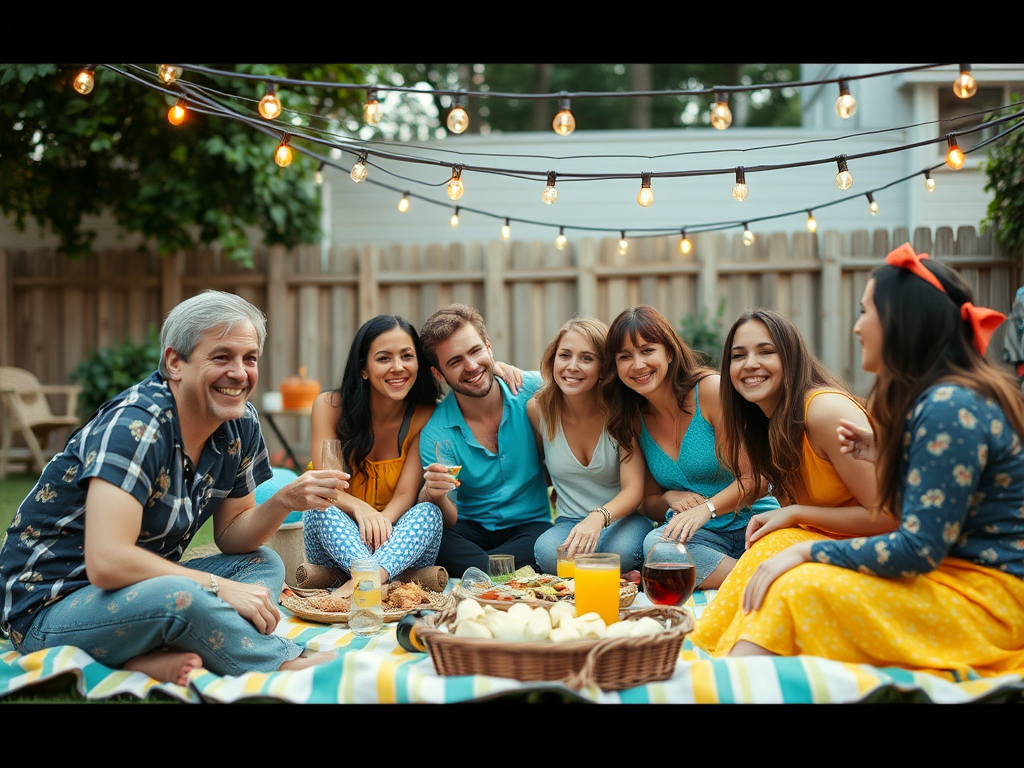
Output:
[{"xmin": 2, "ymin": 590, "xmax": 1023, "ymax": 704}]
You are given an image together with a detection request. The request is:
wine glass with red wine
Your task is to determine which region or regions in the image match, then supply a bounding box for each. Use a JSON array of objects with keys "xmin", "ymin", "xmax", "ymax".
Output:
[{"xmin": 642, "ymin": 538, "xmax": 697, "ymax": 608}]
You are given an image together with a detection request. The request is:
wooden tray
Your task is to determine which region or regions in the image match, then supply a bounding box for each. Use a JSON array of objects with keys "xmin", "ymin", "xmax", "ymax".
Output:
[{"xmin": 280, "ymin": 587, "xmax": 455, "ymax": 625}]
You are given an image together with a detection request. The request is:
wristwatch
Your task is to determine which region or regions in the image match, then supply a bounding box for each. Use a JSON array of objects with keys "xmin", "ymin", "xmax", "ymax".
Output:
[
  {"xmin": 705, "ymin": 500, "xmax": 717, "ymax": 519},
  {"xmin": 206, "ymin": 574, "xmax": 220, "ymax": 595}
]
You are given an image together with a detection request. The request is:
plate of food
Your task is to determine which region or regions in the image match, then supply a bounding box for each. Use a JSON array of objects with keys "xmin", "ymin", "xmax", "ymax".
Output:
[
  {"xmin": 280, "ymin": 581, "xmax": 455, "ymax": 625},
  {"xmin": 454, "ymin": 566, "xmax": 637, "ymax": 610}
]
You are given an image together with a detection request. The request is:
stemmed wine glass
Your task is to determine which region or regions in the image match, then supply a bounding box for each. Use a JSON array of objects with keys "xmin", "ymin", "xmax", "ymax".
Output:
[{"xmin": 434, "ymin": 439, "xmax": 461, "ymax": 496}]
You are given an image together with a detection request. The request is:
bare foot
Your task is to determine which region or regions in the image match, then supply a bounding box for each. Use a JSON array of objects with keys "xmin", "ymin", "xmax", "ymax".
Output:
[
  {"xmin": 278, "ymin": 650, "xmax": 337, "ymax": 672},
  {"xmin": 331, "ymin": 579, "xmax": 355, "ymax": 599},
  {"xmin": 124, "ymin": 648, "xmax": 204, "ymax": 685}
]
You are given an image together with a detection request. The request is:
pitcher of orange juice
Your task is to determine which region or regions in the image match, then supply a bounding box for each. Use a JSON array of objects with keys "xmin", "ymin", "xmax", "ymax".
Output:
[{"xmin": 573, "ymin": 553, "xmax": 619, "ymax": 625}]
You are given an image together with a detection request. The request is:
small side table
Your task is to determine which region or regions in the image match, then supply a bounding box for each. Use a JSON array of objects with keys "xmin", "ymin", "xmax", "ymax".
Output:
[{"xmin": 259, "ymin": 406, "xmax": 312, "ymax": 470}]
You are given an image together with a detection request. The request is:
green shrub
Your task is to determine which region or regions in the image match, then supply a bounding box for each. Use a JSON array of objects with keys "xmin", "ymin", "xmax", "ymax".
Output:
[
  {"xmin": 69, "ymin": 326, "xmax": 162, "ymax": 420},
  {"xmin": 679, "ymin": 298, "xmax": 727, "ymax": 369}
]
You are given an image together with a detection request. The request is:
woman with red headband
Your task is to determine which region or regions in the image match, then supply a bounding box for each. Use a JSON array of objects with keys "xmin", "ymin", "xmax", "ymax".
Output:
[{"xmin": 718, "ymin": 244, "xmax": 1024, "ymax": 679}]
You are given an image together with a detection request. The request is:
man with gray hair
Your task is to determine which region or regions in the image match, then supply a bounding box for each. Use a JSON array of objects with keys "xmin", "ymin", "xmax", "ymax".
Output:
[{"xmin": 0, "ymin": 290, "xmax": 345, "ymax": 685}]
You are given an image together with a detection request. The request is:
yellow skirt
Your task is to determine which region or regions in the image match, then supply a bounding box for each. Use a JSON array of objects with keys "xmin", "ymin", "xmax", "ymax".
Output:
[{"xmin": 691, "ymin": 528, "xmax": 1024, "ymax": 680}]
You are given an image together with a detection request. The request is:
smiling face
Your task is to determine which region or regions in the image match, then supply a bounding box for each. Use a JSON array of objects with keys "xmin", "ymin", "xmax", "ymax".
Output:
[
  {"xmin": 552, "ymin": 329, "xmax": 601, "ymax": 397},
  {"xmin": 614, "ymin": 332, "xmax": 672, "ymax": 398},
  {"xmin": 729, "ymin": 319, "xmax": 783, "ymax": 417},
  {"xmin": 166, "ymin": 321, "xmax": 259, "ymax": 432},
  {"xmin": 432, "ymin": 321, "xmax": 495, "ymax": 399},
  {"xmin": 854, "ymin": 278, "xmax": 883, "ymax": 374},
  {"xmin": 364, "ymin": 326, "xmax": 419, "ymax": 403}
]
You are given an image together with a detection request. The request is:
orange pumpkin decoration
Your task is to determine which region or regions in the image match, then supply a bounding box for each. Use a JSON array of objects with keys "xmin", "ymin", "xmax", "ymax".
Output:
[{"xmin": 279, "ymin": 366, "xmax": 321, "ymax": 410}]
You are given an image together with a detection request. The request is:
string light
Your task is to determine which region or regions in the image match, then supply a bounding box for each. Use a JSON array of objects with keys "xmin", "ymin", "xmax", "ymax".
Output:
[
  {"xmin": 742, "ymin": 223, "xmax": 755, "ymax": 246},
  {"xmin": 552, "ymin": 97, "xmax": 576, "ymax": 136},
  {"xmin": 398, "ymin": 192, "xmax": 410, "ymax": 213},
  {"xmin": 731, "ymin": 167, "xmax": 748, "ymax": 201},
  {"xmin": 446, "ymin": 93, "xmax": 469, "ymax": 134},
  {"xmin": 678, "ymin": 229, "xmax": 693, "ymax": 256},
  {"xmin": 617, "ymin": 231, "xmax": 628, "ymax": 255},
  {"xmin": 542, "ymin": 172, "xmax": 558, "ymax": 205},
  {"xmin": 555, "ymin": 226, "xmax": 567, "ymax": 250},
  {"xmin": 274, "ymin": 135, "xmax": 293, "ymax": 167},
  {"xmin": 449, "ymin": 206, "xmax": 460, "ymax": 228},
  {"xmin": 72, "ymin": 65, "xmax": 96, "ymax": 95},
  {"xmin": 945, "ymin": 134, "xmax": 965, "ymax": 169},
  {"xmin": 866, "ymin": 192, "xmax": 879, "ymax": 215},
  {"xmin": 637, "ymin": 173, "xmax": 654, "ymax": 207},
  {"xmin": 314, "ymin": 162, "xmax": 325, "ymax": 185},
  {"xmin": 501, "ymin": 218, "xmax": 511, "ymax": 240},
  {"xmin": 834, "ymin": 155, "xmax": 853, "ymax": 190},
  {"xmin": 158, "ymin": 65, "xmax": 183, "ymax": 84},
  {"xmin": 924, "ymin": 171, "xmax": 936, "ymax": 193},
  {"xmin": 446, "ymin": 166, "xmax": 464, "ymax": 200},
  {"xmin": 953, "ymin": 65, "xmax": 978, "ymax": 99},
  {"xmin": 167, "ymin": 96, "xmax": 187, "ymax": 126},
  {"xmin": 363, "ymin": 87, "xmax": 382, "ymax": 125},
  {"xmin": 259, "ymin": 83, "xmax": 282, "ymax": 120},
  {"xmin": 805, "ymin": 210, "xmax": 818, "ymax": 233},
  {"xmin": 835, "ymin": 79, "xmax": 857, "ymax": 119},
  {"xmin": 350, "ymin": 153, "xmax": 368, "ymax": 183},
  {"xmin": 710, "ymin": 91, "xmax": 732, "ymax": 130}
]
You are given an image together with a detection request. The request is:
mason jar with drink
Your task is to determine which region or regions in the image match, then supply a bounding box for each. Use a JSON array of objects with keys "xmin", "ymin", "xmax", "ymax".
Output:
[{"xmin": 349, "ymin": 558, "xmax": 384, "ymax": 636}]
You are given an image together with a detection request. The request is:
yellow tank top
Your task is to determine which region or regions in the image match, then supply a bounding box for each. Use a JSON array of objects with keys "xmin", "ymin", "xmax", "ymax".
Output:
[
  {"xmin": 797, "ymin": 389, "xmax": 866, "ymax": 508},
  {"xmin": 345, "ymin": 403, "xmax": 429, "ymax": 512}
]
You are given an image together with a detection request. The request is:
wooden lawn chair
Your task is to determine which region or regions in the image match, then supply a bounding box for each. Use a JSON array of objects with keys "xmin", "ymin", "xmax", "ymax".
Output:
[{"xmin": 0, "ymin": 366, "xmax": 82, "ymax": 479}]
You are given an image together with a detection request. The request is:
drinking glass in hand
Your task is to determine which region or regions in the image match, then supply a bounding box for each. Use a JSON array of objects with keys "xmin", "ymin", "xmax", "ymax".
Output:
[
  {"xmin": 642, "ymin": 538, "xmax": 696, "ymax": 608},
  {"xmin": 434, "ymin": 439, "xmax": 461, "ymax": 495},
  {"xmin": 321, "ymin": 439, "xmax": 345, "ymax": 505}
]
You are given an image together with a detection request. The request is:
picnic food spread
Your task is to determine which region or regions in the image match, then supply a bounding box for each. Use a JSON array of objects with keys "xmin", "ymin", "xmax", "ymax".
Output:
[{"xmin": 460, "ymin": 565, "xmax": 638, "ymax": 608}]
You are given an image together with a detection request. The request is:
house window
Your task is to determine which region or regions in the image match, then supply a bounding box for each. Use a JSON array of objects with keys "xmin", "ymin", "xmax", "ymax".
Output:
[{"xmin": 938, "ymin": 85, "xmax": 1019, "ymax": 157}]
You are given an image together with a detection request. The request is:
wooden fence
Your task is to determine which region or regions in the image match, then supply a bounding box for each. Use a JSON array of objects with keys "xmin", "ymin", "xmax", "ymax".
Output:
[{"xmin": 2, "ymin": 225, "xmax": 1019, "ymax": 466}]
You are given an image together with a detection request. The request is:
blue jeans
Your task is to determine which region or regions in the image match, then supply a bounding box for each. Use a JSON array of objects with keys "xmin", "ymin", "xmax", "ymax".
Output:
[
  {"xmin": 643, "ymin": 523, "xmax": 747, "ymax": 587},
  {"xmin": 535, "ymin": 512, "xmax": 653, "ymax": 575},
  {"xmin": 16, "ymin": 547, "xmax": 303, "ymax": 676}
]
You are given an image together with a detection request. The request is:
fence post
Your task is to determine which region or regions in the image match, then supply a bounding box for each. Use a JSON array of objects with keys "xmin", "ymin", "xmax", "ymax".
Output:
[
  {"xmin": 576, "ymin": 239, "xmax": 598, "ymax": 318},
  {"xmin": 485, "ymin": 240, "xmax": 508, "ymax": 357},
  {"xmin": 820, "ymin": 231, "xmax": 844, "ymax": 373},
  {"xmin": 359, "ymin": 245, "xmax": 378, "ymax": 322}
]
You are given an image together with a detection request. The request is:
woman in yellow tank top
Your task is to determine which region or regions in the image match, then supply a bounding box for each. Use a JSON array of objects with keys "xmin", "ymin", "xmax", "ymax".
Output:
[{"xmin": 692, "ymin": 308, "xmax": 895, "ymax": 655}]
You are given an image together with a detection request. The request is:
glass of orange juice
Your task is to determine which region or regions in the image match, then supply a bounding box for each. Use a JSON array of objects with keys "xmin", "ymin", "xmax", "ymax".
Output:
[
  {"xmin": 556, "ymin": 543, "xmax": 575, "ymax": 578},
  {"xmin": 573, "ymin": 553, "xmax": 619, "ymax": 626}
]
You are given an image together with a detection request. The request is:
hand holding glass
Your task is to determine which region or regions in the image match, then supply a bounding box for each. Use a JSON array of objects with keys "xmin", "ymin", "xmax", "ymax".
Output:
[
  {"xmin": 321, "ymin": 439, "xmax": 345, "ymax": 505},
  {"xmin": 434, "ymin": 439, "xmax": 461, "ymax": 496}
]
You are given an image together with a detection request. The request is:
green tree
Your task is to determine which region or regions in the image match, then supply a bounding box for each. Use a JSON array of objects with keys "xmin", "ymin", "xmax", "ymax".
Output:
[
  {"xmin": 0, "ymin": 63, "xmax": 368, "ymax": 265},
  {"xmin": 981, "ymin": 97, "xmax": 1024, "ymax": 256}
]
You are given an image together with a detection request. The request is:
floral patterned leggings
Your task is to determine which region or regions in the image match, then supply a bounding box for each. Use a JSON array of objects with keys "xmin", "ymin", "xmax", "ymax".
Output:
[{"xmin": 302, "ymin": 502, "xmax": 443, "ymax": 579}]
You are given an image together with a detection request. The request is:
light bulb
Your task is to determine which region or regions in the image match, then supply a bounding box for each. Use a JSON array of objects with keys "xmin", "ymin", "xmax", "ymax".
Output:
[
  {"xmin": 867, "ymin": 193, "xmax": 879, "ymax": 215},
  {"xmin": 446, "ymin": 167, "xmax": 464, "ymax": 200},
  {"xmin": 275, "ymin": 139, "xmax": 292, "ymax": 168},
  {"xmin": 450, "ymin": 208, "xmax": 460, "ymax": 228},
  {"xmin": 555, "ymin": 228, "xmax": 568, "ymax": 250},
  {"xmin": 710, "ymin": 93, "xmax": 732, "ymax": 130},
  {"xmin": 806, "ymin": 211, "xmax": 818, "ymax": 233},
  {"xmin": 637, "ymin": 174, "xmax": 654, "ymax": 207},
  {"xmin": 835, "ymin": 79, "xmax": 857, "ymax": 119},
  {"xmin": 167, "ymin": 98, "xmax": 187, "ymax": 126},
  {"xmin": 678, "ymin": 232, "xmax": 693, "ymax": 255},
  {"xmin": 541, "ymin": 171, "xmax": 558, "ymax": 205},
  {"xmin": 501, "ymin": 218, "xmax": 511, "ymax": 240},
  {"xmin": 398, "ymin": 193, "xmax": 410, "ymax": 213},
  {"xmin": 924, "ymin": 172, "xmax": 936, "ymax": 193},
  {"xmin": 158, "ymin": 65, "xmax": 182, "ymax": 84},
  {"xmin": 742, "ymin": 225, "xmax": 755, "ymax": 246},
  {"xmin": 953, "ymin": 65, "xmax": 977, "ymax": 99},
  {"xmin": 731, "ymin": 167, "xmax": 748, "ymax": 201},
  {"xmin": 552, "ymin": 98, "xmax": 576, "ymax": 136},
  {"xmin": 73, "ymin": 66, "xmax": 95, "ymax": 95},
  {"xmin": 446, "ymin": 95, "xmax": 468, "ymax": 134},
  {"xmin": 350, "ymin": 157, "xmax": 368, "ymax": 183},
  {"xmin": 259, "ymin": 84, "xmax": 282, "ymax": 120},
  {"xmin": 314, "ymin": 164, "xmax": 324, "ymax": 185},
  {"xmin": 946, "ymin": 135, "xmax": 965, "ymax": 170},
  {"xmin": 617, "ymin": 232, "xmax": 628, "ymax": 255},
  {"xmin": 835, "ymin": 156, "xmax": 853, "ymax": 190},
  {"xmin": 363, "ymin": 88, "xmax": 382, "ymax": 125}
]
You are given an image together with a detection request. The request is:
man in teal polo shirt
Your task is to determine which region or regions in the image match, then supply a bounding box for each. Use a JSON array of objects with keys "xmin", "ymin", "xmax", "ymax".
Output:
[{"xmin": 418, "ymin": 304, "xmax": 552, "ymax": 575}]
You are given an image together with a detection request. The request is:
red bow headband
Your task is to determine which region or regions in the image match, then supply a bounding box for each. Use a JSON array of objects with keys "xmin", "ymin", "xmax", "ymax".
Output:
[{"xmin": 885, "ymin": 243, "xmax": 1006, "ymax": 356}]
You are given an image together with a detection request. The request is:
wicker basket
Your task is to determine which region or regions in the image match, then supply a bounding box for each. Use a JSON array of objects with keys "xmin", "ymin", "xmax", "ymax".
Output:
[{"xmin": 416, "ymin": 604, "xmax": 693, "ymax": 691}]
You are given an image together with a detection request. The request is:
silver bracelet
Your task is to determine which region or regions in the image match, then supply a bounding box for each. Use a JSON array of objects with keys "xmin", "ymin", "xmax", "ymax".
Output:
[{"xmin": 592, "ymin": 506, "xmax": 612, "ymax": 528}]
